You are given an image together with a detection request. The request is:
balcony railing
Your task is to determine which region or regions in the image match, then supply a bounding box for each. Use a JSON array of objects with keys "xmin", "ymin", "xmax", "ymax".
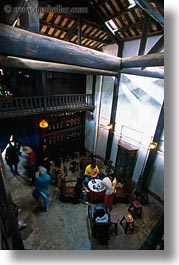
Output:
[{"xmin": 0, "ymin": 94, "xmax": 94, "ymax": 118}]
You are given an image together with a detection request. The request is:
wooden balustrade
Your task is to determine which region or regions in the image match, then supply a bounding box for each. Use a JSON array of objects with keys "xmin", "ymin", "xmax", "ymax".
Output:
[{"xmin": 0, "ymin": 94, "xmax": 93, "ymax": 118}]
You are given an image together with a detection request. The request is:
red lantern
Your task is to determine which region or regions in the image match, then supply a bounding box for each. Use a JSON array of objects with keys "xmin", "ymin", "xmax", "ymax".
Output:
[{"xmin": 39, "ymin": 119, "xmax": 48, "ymax": 128}]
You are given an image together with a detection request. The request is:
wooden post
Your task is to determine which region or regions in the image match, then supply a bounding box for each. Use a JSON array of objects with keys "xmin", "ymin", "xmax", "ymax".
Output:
[
  {"xmin": 20, "ymin": 0, "xmax": 39, "ymax": 33},
  {"xmin": 105, "ymin": 43, "xmax": 124, "ymax": 162},
  {"xmin": 77, "ymin": 15, "xmax": 82, "ymax": 46},
  {"xmin": 0, "ymin": 0, "xmax": 27, "ymax": 25},
  {"xmin": 105, "ymin": 75, "xmax": 120, "ymax": 163},
  {"xmin": 138, "ymin": 14, "xmax": 151, "ymax": 56},
  {"xmin": 143, "ymin": 102, "xmax": 164, "ymax": 188}
]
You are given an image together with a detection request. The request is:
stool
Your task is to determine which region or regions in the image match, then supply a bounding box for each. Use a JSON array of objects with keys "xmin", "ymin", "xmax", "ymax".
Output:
[
  {"xmin": 110, "ymin": 214, "xmax": 119, "ymax": 235},
  {"xmin": 128, "ymin": 200, "xmax": 142, "ymax": 218},
  {"xmin": 120, "ymin": 214, "xmax": 134, "ymax": 234}
]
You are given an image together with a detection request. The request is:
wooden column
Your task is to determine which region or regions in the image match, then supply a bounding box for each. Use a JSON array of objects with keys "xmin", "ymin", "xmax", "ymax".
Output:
[
  {"xmin": 77, "ymin": 15, "xmax": 82, "ymax": 45},
  {"xmin": 138, "ymin": 14, "xmax": 151, "ymax": 56},
  {"xmin": 143, "ymin": 102, "xmax": 164, "ymax": 188},
  {"xmin": 20, "ymin": 0, "xmax": 39, "ymax": 33},
  {"xmin": 92, "ymin": 75, "xmax": 96, "ymax": 106},
  {"xmin": 0, "ymin": 0, "xmax": 27, "ymax": 25},
  {"xmin": 105, "ymin": 43, "xmax": 124, "ymax": 163},
  {"xmin": 105, "ymin": 75, "xmax": 121, "ymax": 163}
]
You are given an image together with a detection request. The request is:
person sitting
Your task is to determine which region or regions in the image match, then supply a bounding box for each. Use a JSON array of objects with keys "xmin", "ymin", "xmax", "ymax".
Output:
[
  {"xmin": 50, "ymin": 159, "xmax": 67, "ymax": 187},
  {"xmin": 93, "ymin": 205, "xmax": 109, "ymax": 223},
  {"xmin": 13, "ymin": 202, "xmax": 27, "ymax": 231},
  {"xmin": 74, "ymin": 175, "xmax": 89, "ymax": 204},
  {"xmin": 84, "ymin": 160, "xmax": 100, "ymax": 186}
]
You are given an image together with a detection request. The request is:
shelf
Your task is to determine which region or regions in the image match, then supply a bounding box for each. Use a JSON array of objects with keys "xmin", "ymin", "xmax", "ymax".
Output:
[{"xmin": 44, "ymin": 125, "xmax": 82, "ymax": 136}]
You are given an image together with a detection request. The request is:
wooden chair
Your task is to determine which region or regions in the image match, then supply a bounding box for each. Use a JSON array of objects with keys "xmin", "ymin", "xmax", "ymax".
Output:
[
  {"xmin": 80, "ymin": 158, "xmax": 91, "ymax": 172},
  {"xmin": 128, "ymin": 200, "xmax": 142, "ymax": 218},
  {"xmin": 59, "ymin": 177, "xmax": 77, "ymax": 203},
  {"xmin": 69, "ymin": 161, "xmax": 79, "ymax": 173},
  {"xmin": 114, "ymin": 178, "xmax": 136, "ymax": 203},
  {"xmin": 88, "ymin": 205, "xmax": 111, "ymax": 244}
]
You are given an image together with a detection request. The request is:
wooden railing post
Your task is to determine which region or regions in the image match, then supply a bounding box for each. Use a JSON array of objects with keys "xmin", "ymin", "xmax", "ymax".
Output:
[{"xmin": 0, "ymin": 94, "xmax": 94, "ymax": 118}]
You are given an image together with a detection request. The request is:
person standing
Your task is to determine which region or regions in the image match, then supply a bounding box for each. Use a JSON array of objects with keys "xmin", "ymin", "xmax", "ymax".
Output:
[
  {"xmin": 98, "ymin": 175, "xmax": 115, "ymax": 210},
  {"xmin": 23, "ymin": 146, "xmax": 36, "ymax": 185},
  {"xmin": 108, "ymin": 172, "xmax": 117, "ymax": 193},
  {"xmin": 5, "ymin": 141, "xmax": 20, "ymax": 176},
  {"xmin": 40, "ymin": 144, "xmax": 51, "ymax": 173},
  {"xmin": 32, "ymin": 166, "xmax": 51, "ymax": 212}
]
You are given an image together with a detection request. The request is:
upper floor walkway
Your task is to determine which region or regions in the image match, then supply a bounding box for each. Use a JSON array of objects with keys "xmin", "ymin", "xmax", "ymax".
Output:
[{"xmin": 0, "ymin": 94, "xmax": 94, "ymax": 119}]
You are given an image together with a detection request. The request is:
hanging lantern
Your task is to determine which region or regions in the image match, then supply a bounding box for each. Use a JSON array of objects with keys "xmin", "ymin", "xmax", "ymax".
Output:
[{"xmin": 39, "ymin": 119, "xmax": 48, "ymax": 128}]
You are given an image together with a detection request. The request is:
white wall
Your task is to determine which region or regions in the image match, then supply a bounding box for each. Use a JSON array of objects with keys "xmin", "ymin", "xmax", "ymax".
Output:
[
  {"xmin": 85, "ymin": 36, "xmax": 164, "ymax": 200},
  {"xmin": 85, "ymin": 76, "xmax": 102, "ymax": 154}
]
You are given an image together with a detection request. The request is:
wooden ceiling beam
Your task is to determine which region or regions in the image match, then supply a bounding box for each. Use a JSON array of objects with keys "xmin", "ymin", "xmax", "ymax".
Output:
[
  {"xmin": 40, "ymin": 19, "xmax": 110, "ymax": 45},
  {"xmin": 40, "ymin": 8, "xmax": 105, "ymax": 30},
  {"xmin": 0, "ymin": 23, "xmax": 163, "ymax": 71},
  {"xmin": 134, "ymin": 0, "xmax": 164, "ymax": 27},
  {"xmin": 121, "ymin": 52, "xmax": 164, "ymax": 68},
  {"xmin": 63, "ymin": 19, "xmax": 78, "ymax": 41},
  {"xmin": 0, "ymin": 23, "xmax": 122, "ymax": 71},
  {"xmin": 87, "ymin": 0, "xmax": 121, "ymax": 46},
  {"xmin": 116, "ymin": 21, "xmax": 143, "ymax": 33},
  {"xmin": 120, "ymin": 68, "xmax": 164, "ymax": 79},
  {"xmin": 118, "ymin": 30, "xmax": 164, "ymax": 42},
  {"xmin": 40, "ymin": 19, "xmax": 67, "ymax": 32},
  {"xmin": 103, "ymin": 6, "xmax": 137, "ymax": 22},
  {"xmin": 147, "ymin": 35, "xmax": 164, "ymax": 54},
  {"xmin": 0, "ymin": 55, "xmax": 118, "ymax": 76}
]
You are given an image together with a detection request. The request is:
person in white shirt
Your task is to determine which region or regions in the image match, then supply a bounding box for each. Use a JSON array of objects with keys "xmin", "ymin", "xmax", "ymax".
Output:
[{"xmin": 98, "ymin": 176, "xmax": 115, "ymax": 210}]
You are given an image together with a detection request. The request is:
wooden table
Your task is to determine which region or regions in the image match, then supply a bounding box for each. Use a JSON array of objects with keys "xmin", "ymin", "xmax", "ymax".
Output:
[{"xmin": 88, "ymin": 179, "xmax": 105, "ymax": 203}]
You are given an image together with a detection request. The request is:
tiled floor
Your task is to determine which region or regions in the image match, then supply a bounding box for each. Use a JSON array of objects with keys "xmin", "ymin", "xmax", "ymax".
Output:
[{"xmin": 5, "ymin": 155, "xmax": 164, "ymax": 250}]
